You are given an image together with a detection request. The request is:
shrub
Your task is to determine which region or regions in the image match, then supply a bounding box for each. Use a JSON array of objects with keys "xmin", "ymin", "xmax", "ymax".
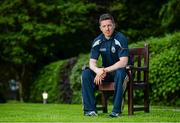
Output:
[
  {"xmin": 30, "ymin": 60, "xmax": 67, "ymax": 103},
  {"xmin": 150, "ymin": 47, "xmax": 180, "ymax": 105},
  {"xmin": 130, "ymin": 32, "xmax": 180, "ymax": 105},
  {"xmin": 58, "ymin": 57, "xmax": 77, "ymax": 103},
  {"xmin": 70, "ymin": 54, "xmax": 89, "ymax": 103}
]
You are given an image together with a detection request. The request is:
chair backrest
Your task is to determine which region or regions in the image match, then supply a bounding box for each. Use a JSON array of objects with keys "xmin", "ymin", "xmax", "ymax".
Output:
[
  {"xmin": 129, "ymin": 44, "xmax": 149, "ymax": 83},
  {"xmin": 98, "ymin": 44, "xmax": 149, "ymax": 91}
]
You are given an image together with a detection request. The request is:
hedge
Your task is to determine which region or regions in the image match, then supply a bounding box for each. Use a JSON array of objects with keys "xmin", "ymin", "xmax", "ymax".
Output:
[
  {"xmin": 30, "ymin": 57, "xmax": 77, "ymax": 103},
  {"xmin": 30, "ymin": 60, "xmax": 66, "ymax": 103}
]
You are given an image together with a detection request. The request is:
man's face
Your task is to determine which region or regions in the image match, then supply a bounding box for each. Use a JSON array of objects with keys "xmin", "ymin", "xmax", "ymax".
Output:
[{"xmin": 100, "ymin": 19, "xmax": 115, "ymax": 38}]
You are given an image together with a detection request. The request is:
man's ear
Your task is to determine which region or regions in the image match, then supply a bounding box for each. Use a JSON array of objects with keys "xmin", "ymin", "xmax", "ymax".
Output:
[{"xmin": 113, "ymin": 24, "xmax": 116, "ymax": 29}]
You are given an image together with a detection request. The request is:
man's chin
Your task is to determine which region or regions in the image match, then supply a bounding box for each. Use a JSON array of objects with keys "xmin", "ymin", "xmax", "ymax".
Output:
[
  {"xmin": 105, "ymin": 32, "xmax": 113, "ymax": 36},
  {"xmin": 105, "ymin": 34, "xmax": 112, "ymax": 38}
]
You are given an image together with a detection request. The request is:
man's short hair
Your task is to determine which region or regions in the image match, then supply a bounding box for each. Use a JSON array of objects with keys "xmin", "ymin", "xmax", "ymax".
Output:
[{"xmin": 99, "ymin": 13, "xmax": 115, "ymax": 25}]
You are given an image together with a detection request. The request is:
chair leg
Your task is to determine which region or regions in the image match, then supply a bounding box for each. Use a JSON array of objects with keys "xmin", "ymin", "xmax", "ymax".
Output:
[
  {"xmin": 128, "ymin": 81, "xmax": 133, "ymax": 115},
  {"xmin": 101, "ymin": 92, "xmax": 108, "ymax": 113},
  {"xmin": 144, "ymin": 87, "xmax": 149, "ymax": 113}
]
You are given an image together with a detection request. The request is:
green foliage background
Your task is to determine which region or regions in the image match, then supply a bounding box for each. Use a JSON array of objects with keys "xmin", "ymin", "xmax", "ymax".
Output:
[
  {"xmin": 30, "ymin": 60, "xmax": 66, "ymax": 103},
  {"xmin": 0, "ymin": 0, "xmax": 180, "ymax": 105},
  {"xmin": 130, "ymin": 32, "xmax": 180, "ymax": 105},
  {"xmin": 69, "ymin": 54, "xmax": 89, "ymax": 103}
]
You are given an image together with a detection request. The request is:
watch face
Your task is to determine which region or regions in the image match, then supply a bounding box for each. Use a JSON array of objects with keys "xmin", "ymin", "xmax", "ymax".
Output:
[{"xmin": 111, "ymin": 46, "xmax": 116, "ymax": 53}]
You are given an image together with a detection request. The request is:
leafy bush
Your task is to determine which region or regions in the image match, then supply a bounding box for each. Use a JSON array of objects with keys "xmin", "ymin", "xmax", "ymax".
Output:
[
  {"xmin": 69, "ymin": 54, "xmax": 89, "ymax": 103},
  {"xmin": 150, "ymin": 47, "xmax": 180, "ymax": 105},
  {"xmin": 58, "ymin": 58, "xmax": 77, "ymax": 103},
  {"xmin": 30, "ymin": 60, "xmax": 67, "ymax": 103},
  {"xmin": 130, "ymin": 32, "xmax": 180, "ymax": 105},
  {"xmin": 30, "ymin": 57, "xmax": 77, "ymax": 103}
]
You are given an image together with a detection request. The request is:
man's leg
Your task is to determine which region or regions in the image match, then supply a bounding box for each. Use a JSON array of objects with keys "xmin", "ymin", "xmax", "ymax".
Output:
[
  {"xmin": 81, "ymin": 68, "xmax": 97, "ymax": 113},
  {"xmin": 112, "ymin": 68, "xmax": 126, "ymax": 114}
]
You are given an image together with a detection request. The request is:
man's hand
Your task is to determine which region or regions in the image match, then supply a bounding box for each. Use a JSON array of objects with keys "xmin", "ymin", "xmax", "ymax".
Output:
[{"xmin": 94, "ymin": 68, "xmax": 107, "ymax": 85}]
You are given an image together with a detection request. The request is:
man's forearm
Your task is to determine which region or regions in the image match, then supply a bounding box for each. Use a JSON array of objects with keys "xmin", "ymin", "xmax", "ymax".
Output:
[
  {"xmin": 89, "ymin": 59, "xmax": 107, "ymax": 85},
  {"xmin": 105, "ymin": 57, "xmax": 128, "ymax": 73},
  {"xmin": 89, "ymin": 59, "xmax": 99, "ymax": 74}
]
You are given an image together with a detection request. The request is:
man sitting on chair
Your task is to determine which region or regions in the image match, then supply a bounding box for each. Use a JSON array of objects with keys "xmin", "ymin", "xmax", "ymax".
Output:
[{"xmin": 81, "ymin": 13, "xmax": 129, "ymax": 118}]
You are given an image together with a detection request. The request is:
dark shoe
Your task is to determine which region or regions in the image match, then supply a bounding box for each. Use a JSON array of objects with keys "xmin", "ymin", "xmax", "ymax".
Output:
[
  {"xmin": 84, "ymin": 111, "xmax": 98, "ymax": 116},
  {"xmin": 108, "ymin": 112, "xmax": 119, "ymax": 118}
]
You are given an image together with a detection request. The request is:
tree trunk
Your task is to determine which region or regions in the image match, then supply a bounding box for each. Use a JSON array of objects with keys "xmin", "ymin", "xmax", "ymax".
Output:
[
  {"xmin": 18, "ymin": 81, "xmax": 23, "ymax": 102},
  {"xmin": 15, "ymin": 64, "xmax": 26, "ymax": 102}
]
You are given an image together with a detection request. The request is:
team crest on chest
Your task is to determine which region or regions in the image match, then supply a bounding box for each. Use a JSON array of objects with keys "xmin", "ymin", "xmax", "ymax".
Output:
[{"xmin": 111, "ymin": 46, "xmax": 116, "ymax": 53}]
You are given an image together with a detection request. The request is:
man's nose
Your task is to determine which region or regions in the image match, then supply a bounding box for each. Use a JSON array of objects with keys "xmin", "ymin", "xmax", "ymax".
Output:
[{"xmin": 105, "ymin": 26, "xmax": 109, "ymax": 30}]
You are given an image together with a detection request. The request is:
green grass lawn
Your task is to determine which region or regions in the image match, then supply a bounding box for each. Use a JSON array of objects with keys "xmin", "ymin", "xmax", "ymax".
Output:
[{"xmin": 0, "ymin": 103, "xmax": 179, "ymax": 122}]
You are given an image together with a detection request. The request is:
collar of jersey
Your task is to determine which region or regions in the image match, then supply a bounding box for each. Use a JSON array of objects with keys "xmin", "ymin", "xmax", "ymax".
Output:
[{"xmin": 101, "ymin": 31, "xmax": 117, "ymax": 42}]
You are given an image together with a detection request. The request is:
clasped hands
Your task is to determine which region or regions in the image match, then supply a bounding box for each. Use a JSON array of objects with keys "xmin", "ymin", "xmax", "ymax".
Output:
[{"xmin": 94, "ymin": 68, "xmax": 107, "ymax": 85}]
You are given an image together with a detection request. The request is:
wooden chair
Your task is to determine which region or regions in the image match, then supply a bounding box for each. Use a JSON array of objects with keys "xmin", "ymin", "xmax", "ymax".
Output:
[{"xmin": 97, "ymin": 44, "xmax": 150, "ymax": 115}]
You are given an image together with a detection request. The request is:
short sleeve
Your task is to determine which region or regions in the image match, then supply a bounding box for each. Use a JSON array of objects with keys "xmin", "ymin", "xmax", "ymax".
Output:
[
  {"xmin": 117, "ymin": 35, "xmax": 129, "ymax": 58},
  {"xmin": 90, "ymin": 45, "xmax": 100, "ymax": 60},
  {"xmin": 90, "ymin": 39, "xmax": 102, "ymax": 60}
]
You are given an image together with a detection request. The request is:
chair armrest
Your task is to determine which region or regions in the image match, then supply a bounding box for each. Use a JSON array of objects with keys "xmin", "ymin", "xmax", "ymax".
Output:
[
  {"xmin": 126, "ymin": 65, "xmax": 148, "ymax": 71},
  {"xmin": 126, "ymin": 65, "xmax": 133, "ymax": 70},
  {"xmin": 133, "ymin": 66, "xmax": 148, "ymax": 71}
]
